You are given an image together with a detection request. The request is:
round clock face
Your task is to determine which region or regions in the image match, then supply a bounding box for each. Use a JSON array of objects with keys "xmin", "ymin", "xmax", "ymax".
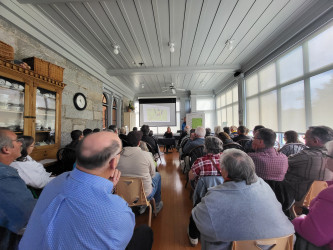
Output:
[{"xmin": 73, "ymin": 93, "xmax": 87, "ymax": 110}]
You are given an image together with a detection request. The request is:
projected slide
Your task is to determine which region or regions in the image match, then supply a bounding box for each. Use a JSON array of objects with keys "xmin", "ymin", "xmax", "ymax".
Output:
[{"xmin": 143, "ymin": 104, "xmax": 170, "ymax": 122}]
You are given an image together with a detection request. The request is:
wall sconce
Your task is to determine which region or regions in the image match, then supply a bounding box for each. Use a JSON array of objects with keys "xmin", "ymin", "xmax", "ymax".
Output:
[
  {"xmin": 225, "ymin": 39, "xmax": 235, "ymax": 51},
  {"xmin": 113, "ymin": 45, "xmax": 120, "ymax": 55},
  {"xmin": 169, "ymin": 42, "xmax": 175, "ymax": 53}
]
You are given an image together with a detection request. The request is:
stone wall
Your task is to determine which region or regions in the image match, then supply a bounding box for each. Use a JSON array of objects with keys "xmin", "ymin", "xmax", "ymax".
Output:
[{"xmin": 0, "ymin": 17, "xmax": 103, "ymax": 146}]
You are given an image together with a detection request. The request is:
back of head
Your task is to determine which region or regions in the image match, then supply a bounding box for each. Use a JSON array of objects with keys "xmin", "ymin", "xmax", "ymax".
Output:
[
  {"xmin": 257, "ymin": 128, "xmax": 276, "ymax": 148},
  {"xmin": 195, "ymin": 127, "xmax": 205, "ymax": 138},
  {"xmin": 237, "ymin": 126, "xmax": 247, "ymax": 135},
  {"xmin": 16, "ymin": 136, "xmax": 34, "ymax": 161},
  {"xmin": 0, "ymin": 127, "xmax": 12, "ymax": 150},
  {"xmin": 127, "ymin": 131, "xmax": 143, "ymax": 147},
  {"xmin": 205, "ymin": 136, "xmax": 223, "ymax": 154},
  {"xmin": 76, "ymin": 131, "xmax": 121, "ymax": 170},
  {"xmin": 190, "ymin": 128, "xmax": 195, "ymax": 134},
  {"xmin": 214, "ymin": 126, "xmax": 222, "ymax": 135},
  {"xmin": 140, "ymin": 125, "xmax": 150, "ymax": 135},
  {"xmin": 133, "ymin": 127, "xmax": 138, "ymax": 131},
  {"xmin": 205, "ymin": 128, "xmax": 211, "ymax": 137},
  {"xmin": 184, "ymin": 125, "xmax": 191, "ymax": 134},
  {"xmin": 218, "ymin": 132, "xmax": 231, "ymax": 142},
  {"xmin": 220, "ymin": 149, "xmax": 257, "ymax": 185},
  {"xmin": 308, "ymin": 126, "xmax": 333, "ymax": 145},
  {"xmin": 119, "ymin": 127, "xmax": 126, "ymax": 135},
  {"xmin": 93, "ymin": 128, "xmax": 100, "ymax": 133},
  {"xmin": 284, "ymin": 130, "xmax": 299, "ymax": 143},
  {"xmin": 230, "ymin": 125, "xmax": 237, "ymax": 132},
  {"xmin": 83, "ymin": 128, "xmax": 93, "ymax": 136},
  {"xmin": 253, "ymin": 125, "xmax": 265, "ymax": 134},
  {"xmin": 71, "ymin": 130, "xmax": 83, "ymax": 140},
  {"xmin": 223, "ymin": 127, "xmax": 230, "ymax": 134},
  {"xmin": 108, "ymin": 125, "xmax": 117, "ymax": 133}
]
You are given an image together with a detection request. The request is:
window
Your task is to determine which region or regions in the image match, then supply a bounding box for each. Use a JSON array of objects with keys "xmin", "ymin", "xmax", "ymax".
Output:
[
  {"xmin": 102, "ymin": 94, "xmax": 108, "ymax": 129},
  {"xmin": 215, "ymin": 85, "xmax": 239, "ymax": 128},
  {"xmin": 245, "ymin": 21, "xmax": 333, "ymax": 135},
  {"xmin": 112, "ymin": 99, "xmax": 117, "ymax": 125},
  {"xmin": 197, "ymin": 96, "xmax": 215, "ymax": 129},
  {"xmin": 308, "ymin": 25, "xmax": 333, "ymax": 72}
]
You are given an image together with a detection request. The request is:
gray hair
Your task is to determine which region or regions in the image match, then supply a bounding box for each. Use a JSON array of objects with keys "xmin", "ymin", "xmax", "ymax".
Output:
[
  {"xmin": 119, "ymin": 127, "xmax": 126, "ymax": 135},
  {"xmin": 214, "ymin": 126, "xmax": 222, "ymax": 135},
  {"xmin": 76, "ymin": 136, "xmax": 121, "ymax": 170},
  {"xmin": 309, "ymin": 126, "xmax": 333, "ymax": 144},
  {"xmin": 195, "ymin": 126, "xmax": 206, "ymax": 138},
  {"xmin": 220, "ymin": 149, "xmax": 257, "ymax": 185},
  {"xmin": 326, "ymin": 140, "xmax": 333, "ymax": 157},
  {"xmin": 0, "ymin": 128, "xmax": 13, "ymax": 149},
  {"xmin": 205, "ymin": 136, "xmax": 223, "ymax": 154}
]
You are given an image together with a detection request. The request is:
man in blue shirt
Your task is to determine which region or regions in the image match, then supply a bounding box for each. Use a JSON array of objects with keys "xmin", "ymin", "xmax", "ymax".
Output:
[
  {"xmin": 0, "ymin": 128, "xmax": 36, "ymax": 249},
  {"xmin": 20, "ymin": 131, "xmax": 152, "ymax": 249}
]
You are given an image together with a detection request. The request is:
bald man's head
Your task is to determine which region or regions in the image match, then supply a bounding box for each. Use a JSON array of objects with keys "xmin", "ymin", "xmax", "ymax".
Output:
[{"xmin": 76, "ymin": 131, "xmax": 121, "ymax": 170}]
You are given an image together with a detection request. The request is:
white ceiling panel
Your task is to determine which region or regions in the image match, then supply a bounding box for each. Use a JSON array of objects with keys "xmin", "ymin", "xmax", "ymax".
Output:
[{"xmin": 2, "ymin": 0, "xmax": 330, "ymax": 97}]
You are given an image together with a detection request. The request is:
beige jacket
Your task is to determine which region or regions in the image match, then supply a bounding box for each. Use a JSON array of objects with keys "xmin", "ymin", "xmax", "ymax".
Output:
[{"xmin": 117, "ymin": 147, "xmax": 156, "ymax": 196}]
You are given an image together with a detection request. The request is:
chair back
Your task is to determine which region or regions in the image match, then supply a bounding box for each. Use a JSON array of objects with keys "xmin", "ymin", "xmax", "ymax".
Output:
[
  {"xmin": 116, "ymin": 176, "xmax": 149, "ymax": 207},
  {"xmin": 232, "ymin": 234, "xmax": 294, "ymax": 250},
  {"xmin": 302, "ymin": 180, "xmax": 328, "ymax": 207},
  {"xmin": 189, "ymin": 145, "xmax": 205, "ymax": 166},
  {"xmin": 115, "ymin": 176, "xmax": 155, "ymax": 226},
  {"xmin": 290, "ymin": 180, "xmax": 328, "ymax": 218}
]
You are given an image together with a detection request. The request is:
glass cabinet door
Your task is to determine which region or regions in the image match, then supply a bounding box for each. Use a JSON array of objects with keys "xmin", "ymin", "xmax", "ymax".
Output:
[
  {"xmin": 0, "ymin": 77, "xmax": 24, "ymax": 133},
  {"xmin": 35, "ymin": 87, "xmax": 56, "ymax": 146}
]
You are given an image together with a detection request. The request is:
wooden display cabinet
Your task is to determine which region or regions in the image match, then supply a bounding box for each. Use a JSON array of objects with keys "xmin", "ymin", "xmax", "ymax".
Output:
[{"xmin": 0, "ymin": 59, "xmax": 65, "ymax": 161}]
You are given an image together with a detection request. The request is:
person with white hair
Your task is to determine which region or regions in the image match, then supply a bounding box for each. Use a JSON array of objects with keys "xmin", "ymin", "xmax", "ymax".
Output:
[
  {"xmin": 183, "ymin": 127, "xmax": 205, "ymax": 156},
  {"xmin": 214, "ymin": 126, "xmax": 222, "ymax": 136},
  {"xmin": 192, "ymin": 149, "xmax": 294, "ymax": 249}
]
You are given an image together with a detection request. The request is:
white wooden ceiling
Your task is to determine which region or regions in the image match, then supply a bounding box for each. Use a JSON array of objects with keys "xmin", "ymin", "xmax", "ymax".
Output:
[{"xmin": 2, "ymin": 0, "xmax": 332, "ymax": 98}]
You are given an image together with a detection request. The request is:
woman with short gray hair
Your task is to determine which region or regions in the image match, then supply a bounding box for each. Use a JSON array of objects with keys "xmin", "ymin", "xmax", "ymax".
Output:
[{"xmin": 189, "ymin": 136, "xmax": 223, "ymax": 185}]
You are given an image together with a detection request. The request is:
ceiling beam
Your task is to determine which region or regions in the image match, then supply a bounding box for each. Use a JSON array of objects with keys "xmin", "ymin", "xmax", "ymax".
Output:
[{"xmin": 107, "ymin": 64, "xmax": 240, "ymax": 76}]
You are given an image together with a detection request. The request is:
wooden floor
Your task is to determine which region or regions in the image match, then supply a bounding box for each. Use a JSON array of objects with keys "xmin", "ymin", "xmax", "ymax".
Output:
[{"xmin": 135, "ymin": 147, "xmax": 201, "ymax": 250}]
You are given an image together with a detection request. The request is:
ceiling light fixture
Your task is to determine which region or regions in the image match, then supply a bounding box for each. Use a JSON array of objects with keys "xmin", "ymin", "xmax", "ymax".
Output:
[
  {"xmin": 141, "ymin": 83, "xmax": 144, "ymax": 88},
  {"xmin": 225, "ymin": 39, "xmax": 235, "ymax": 51},
  {"xmin": 169, "ymin": 42, "xmax": 175, "ymax": 53},
  {"xmin": 113, "ymin": 45, "xmax": 120, "ymax": 55}
]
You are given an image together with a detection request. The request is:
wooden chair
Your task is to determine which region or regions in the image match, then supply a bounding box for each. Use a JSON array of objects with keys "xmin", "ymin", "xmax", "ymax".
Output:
[
  {"xmin": 115, "ymin": 176, "xmax": 156, "ymax": 227},
  {"xmin": 290, "ymin": 180, "xmax": 328, "ymax": 218},
  {"xmin": 232, "ymin": 234, "xmax": 294, "ymax": 250}
]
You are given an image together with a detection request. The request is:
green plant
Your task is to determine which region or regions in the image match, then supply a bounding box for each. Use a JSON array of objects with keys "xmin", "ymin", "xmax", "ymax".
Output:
[{"xmin": 128, "ymin": 101, "xmax": 134, "ymax": 111}]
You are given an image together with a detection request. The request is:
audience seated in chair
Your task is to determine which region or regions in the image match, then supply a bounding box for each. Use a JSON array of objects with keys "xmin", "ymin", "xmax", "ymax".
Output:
[
  {"xmin": 229, "ymin": 125, "xmax": 238, "ymax": 139},
  {"xmin": 190, "ymin": 149, "xmax": 294, "ymax": 249},
  {"xmin": 10, "ymin": 136, "xmax": 54, "ymax": 189},
  {"xmin": 20, "ymin": 131, "xmax": 153, "ymax": 250},
  {"xmin": 233, "ymin": 125, "xmax": 251, "ymax": 147},
  {"xmin": 283, "ymin": 126, "xmax": 333, "ymax": 202},
  {"xmin": 117, "ymin": 131, "xmax": 163, "ymax": 215},
  {"xmin": 243, "ymin": 125, "xmax": 265, "ymax": 153},
  {"xmin": 279, "ymin": 130, "xmax": 307, "ymax": 157},
  {"xmin": 183, "ymin": 127, "xmax": 205, "ymax": 156},
  {"xmin": 0, "ymin": 128, "xmax": 36, "ymax": 250},
  {"xmin": 188, "ymin": 136, "xmax": 223, "ymax": 189},
  {"xmin": 248, "ymin": 128, "xmax": 288, "ymax": 182},
  {"xmin": 214, "ymin": 126, "xmax": 222, "ymax": 137},
  {"xmin": 218, "ymin": 132, "xmax": 244, "ymax": 151},
  {"xmin": 141, "ymin": 125, "xmax": 159, "ymax": 156},
  {"xmin": 163, "ymin": 126, "xmax": 173, "ymax": 153}
]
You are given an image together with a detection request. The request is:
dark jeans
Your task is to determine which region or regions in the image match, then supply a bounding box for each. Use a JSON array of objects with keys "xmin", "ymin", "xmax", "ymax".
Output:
[
  {"xmin": 188, "ymin": 214, "xmax": 200, "ymax": 239},
  {"xmin": 126, "ymin": 225, "xmax": 154, "ymax": 250}
]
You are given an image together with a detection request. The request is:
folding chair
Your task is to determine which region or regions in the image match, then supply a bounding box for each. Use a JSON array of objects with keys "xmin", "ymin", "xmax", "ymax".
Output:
[
  {"xmin": 115, "ymin": 176, "xmax": 156, "ymax": 227},
  {"xmin": 290, "ymin": 180, "xmax": 328, "ymax": 218},
  {"xmin": 232, "ymin": 234, "xmax": 294, "ymax": 250}
]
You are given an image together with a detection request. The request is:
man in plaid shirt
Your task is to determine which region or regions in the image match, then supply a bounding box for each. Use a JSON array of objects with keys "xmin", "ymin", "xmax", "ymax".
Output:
[
  {"xmin": 189, "ymin": 136, "xmax": 223, "ymax": 186},
  {"xmin": 248, "ymin": 128, "xmax": 288, "ymax": 181},
  {"xmin": 284, "ymin": 126, "xmax": 333, "ymax": 201}
]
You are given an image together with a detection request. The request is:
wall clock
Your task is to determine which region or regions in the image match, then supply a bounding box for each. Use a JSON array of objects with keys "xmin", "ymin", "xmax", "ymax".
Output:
[{"xmin": 73, "ymin": 92, "xmax": 87, "ymax": 110}]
